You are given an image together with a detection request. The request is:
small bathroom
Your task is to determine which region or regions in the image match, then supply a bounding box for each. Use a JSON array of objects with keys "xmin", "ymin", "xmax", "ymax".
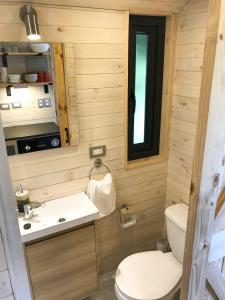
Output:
[{"xmin": 0, "ymin": 0, "xmax": 221, "ymax": 300}]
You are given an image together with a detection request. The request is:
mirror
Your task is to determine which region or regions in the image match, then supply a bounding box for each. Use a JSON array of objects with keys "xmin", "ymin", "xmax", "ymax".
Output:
[{"xmin": 0, "ymin": 42, "xmax": 69, "ymax": 156}]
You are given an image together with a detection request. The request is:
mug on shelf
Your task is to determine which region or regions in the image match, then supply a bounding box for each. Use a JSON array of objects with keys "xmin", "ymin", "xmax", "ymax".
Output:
[
  {"xmin": 24, "ymin": 73, "xmax": 38, "ymax": 83},
  {"xmin": 37, "ymin": 71, "xmax": 52, "ymax": 82},
  {"xmin": 8, "ymin": 74, "xmax": 21, "ymax": 83},
  {"xmin": 43, "ymin": 72, "xmax": 52, "ymax": 82},
  {"xmin": 0, "ymin": 67, "xmax": 8, "ymax": 83},
  {"xmin": 37, "ymin": 71, "xmax": 44, "ymax": 82}
]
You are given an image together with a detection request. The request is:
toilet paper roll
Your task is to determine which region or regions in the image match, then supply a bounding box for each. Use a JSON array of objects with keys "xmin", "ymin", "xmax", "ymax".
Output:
[
  {"xmin": 119, "ymin": 206, "xmax": 138, "ymax": 229},
  {"xmin": 120, "ymin": 216, "xmax": 137, "ymax": 229}
]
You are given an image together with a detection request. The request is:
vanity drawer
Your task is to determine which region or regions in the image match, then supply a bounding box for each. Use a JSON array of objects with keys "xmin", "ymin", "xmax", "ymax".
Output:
[{"xmin": 26, "ymin": 225, "xmax": 97, "ymax": 300}]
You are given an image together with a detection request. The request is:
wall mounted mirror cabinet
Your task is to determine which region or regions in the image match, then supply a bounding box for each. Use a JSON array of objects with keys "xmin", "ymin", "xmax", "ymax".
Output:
[{"xmin": 0, "ymin": 42, "xmax": 76, "ymax": 156}]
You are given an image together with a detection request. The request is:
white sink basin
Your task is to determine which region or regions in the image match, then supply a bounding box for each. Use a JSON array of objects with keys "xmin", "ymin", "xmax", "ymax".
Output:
[{"xmin": 18, "ymin": 192, "xmax": 99, "ymax": 242}]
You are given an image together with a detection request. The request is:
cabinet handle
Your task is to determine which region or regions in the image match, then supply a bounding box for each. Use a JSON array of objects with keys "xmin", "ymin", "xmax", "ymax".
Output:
[{"xmin": 65, "ymin": 127, "xmax": 70, "ymax": 144}]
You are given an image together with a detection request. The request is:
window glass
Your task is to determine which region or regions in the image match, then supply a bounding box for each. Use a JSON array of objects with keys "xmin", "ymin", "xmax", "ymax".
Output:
[{"xmin": 134, "ymin": 33, "xmax": 148, "ymax": 144}]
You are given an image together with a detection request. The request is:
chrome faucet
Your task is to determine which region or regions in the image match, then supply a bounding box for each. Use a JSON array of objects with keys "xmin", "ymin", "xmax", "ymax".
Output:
[{"xmin": 24, "ymin": 202, "xmax": 45, "ymax": 220}]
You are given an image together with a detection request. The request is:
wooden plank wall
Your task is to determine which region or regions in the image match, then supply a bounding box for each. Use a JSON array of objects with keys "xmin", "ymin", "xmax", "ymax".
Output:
[
  {"xmin": 166, "ymin": 0, "xmax": 209, "ymax": 207},
  {"xmin": 180, "ymin": 1, "xmax": 221, "ymax": 298},
  {"xmin": 186, "ymin": 0, "xmax": 225, "ymax": 298},
  {"xmin": 1, "ymin": 4, "xmax": 167, "ymax": 274},
  {"xmin": 2, "ymin": 0, "xmax": 189, "ymax": 15}
]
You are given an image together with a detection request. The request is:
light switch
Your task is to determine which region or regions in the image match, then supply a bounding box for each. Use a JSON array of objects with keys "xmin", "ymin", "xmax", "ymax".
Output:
[
  {"xmin": 38, "ymin": 98, "xmax": 51, "ymax": 108},
  {"xmin": 93, "ymin": 148, "xmax": 103, "ymax": 156},
  {"xmin": 0, "ymin": 103, "xmax": 10, "ymax": 110},
  {"xmin": 12, "ymin": 102, "xmax": 22, "ymax": 109},
  {"xmin": 89, "ymin": 145, "xmax": 106, "ymax": 158},
  {"xmin": 38, "ymin": 99, "xmax": 44, "ymax": 108},
  {"xmin": 44, "ymin": 98, "xmax": 51, "ymax": 107}
]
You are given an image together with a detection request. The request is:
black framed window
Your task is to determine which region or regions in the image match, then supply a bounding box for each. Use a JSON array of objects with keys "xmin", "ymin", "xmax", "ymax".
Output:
[{"xmin": 128, "ymin": 15, "xmax": 166, "ymax": 161}]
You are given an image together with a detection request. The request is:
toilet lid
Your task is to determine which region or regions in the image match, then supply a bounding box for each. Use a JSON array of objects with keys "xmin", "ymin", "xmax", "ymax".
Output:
[{"xmin": 115, "ymin": 251, "xmax": 182, "ymax": 300}]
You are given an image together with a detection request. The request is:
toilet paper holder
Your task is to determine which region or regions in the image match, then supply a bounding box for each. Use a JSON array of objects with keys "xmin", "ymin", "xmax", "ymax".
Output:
[{"xmin": 119, "ymin": 204, "xmax": 137, "ymax": 229}]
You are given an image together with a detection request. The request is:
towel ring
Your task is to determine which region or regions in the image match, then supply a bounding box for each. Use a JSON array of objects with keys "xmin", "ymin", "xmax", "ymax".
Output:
[{"xmin": 89, "ymin": 158, "xmax": 110, "ymax": 179}]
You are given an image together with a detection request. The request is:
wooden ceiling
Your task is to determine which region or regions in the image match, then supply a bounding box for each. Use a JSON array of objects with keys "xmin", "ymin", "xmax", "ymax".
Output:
[{"xmin": 2, "ymin": 0, "xmax": 191, "ymax": 14}]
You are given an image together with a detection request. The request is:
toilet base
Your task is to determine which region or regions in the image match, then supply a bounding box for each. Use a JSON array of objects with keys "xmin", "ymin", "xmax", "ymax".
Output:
[
  {"xmin": 114, "ymin": 282, "xmax": 181, "ymax": 300},
  {"xmin": 114, "ymin": 283, "xmax": 131, "ymax": 300}
]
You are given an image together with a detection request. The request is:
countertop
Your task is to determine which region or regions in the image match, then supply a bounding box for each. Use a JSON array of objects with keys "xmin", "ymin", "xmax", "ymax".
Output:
[
  {"xmin": 18, "ymin": 192, "xmax": 99, "ymax": 243},
  {"xmin": 4, "ymin": 122, "xmax": 59, "ymax": 141}
]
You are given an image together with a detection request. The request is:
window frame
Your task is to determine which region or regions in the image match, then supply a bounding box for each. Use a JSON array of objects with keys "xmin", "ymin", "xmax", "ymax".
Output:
[{"xmin": 127, "ymin": 15, "xmax": 166, "ymax": 161}]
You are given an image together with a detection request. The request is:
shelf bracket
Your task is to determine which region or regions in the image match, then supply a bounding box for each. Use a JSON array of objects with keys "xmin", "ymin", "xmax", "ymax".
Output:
[
  {"xmin": 1, "ymin": 53, "xmax": 8, "ymax": 67},
  {"xmin": 44, "ymin": 84, "xmax": 49, "ymax": 94},
  {"xmin": 1, "ymin": 52, "xmax": 9, "ymax": 95},
  {"xmin": 6, "ymin": 86, "xmax": 11, "ymax": 97}
]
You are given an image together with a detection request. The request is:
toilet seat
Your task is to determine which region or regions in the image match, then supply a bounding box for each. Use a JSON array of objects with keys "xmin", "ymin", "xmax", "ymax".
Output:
[{"xmin": 115, "ymin": 251, "xmax": 182, "ymax": 300}]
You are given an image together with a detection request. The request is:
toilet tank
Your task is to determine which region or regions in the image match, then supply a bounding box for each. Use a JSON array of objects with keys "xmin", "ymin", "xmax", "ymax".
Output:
[{"xmin": 165, "ymin": 204, "xmax": 188, "ymax": 262}]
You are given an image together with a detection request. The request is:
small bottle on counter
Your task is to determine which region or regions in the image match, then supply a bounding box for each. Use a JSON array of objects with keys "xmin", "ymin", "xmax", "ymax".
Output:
[{"xmin": 16, "ymin": 185, "xmax": 30, "ymax": 213}]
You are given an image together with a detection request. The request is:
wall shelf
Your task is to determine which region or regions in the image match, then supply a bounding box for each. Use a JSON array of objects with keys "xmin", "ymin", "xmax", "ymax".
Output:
[
  {"xmin": 0, "ymin": 81, "xmax": 53, "ymax": 96},
  {"xmin": 0, "ymin": 52, "xmax": 50, "ymax": 56},
  {"xmin": 0, "ymin": 81, "xmax": 53, "ymax": 88}
]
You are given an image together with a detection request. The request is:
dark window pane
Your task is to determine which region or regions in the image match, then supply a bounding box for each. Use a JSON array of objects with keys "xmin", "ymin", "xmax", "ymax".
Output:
[{"xmin": 128, "ymin": 16, "xmax": 166, "ymax": 161}]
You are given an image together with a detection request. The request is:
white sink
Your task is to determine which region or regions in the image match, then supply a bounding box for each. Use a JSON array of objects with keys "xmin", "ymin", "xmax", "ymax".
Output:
[{"xmin": 18, "ymin": 192, "xmax": 99, "ymax": 242}]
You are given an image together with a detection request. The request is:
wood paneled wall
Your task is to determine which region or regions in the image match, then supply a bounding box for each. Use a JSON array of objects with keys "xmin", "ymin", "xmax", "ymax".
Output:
[
  {"xmin": 1, "ymin": 4, "xmax": 167, "ymax": 274},
  {"xmin": 2, "ymin": 0, "xmax": 189, "ymax": 15},
  {"xmin": 166, "ymin": 0, "xmax": 209, "ymax": 206}
]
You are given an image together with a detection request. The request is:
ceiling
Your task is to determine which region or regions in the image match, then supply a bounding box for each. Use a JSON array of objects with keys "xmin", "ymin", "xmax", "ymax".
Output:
[{"xmin": 1, "ymin": 0, "xmax": 191, "ymax": 14}]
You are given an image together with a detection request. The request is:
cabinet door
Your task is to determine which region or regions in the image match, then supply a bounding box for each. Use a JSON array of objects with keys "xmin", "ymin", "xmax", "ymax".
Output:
[{"xmin": 26, "ymin": 225, "xmax": 97, "ymax": 300}]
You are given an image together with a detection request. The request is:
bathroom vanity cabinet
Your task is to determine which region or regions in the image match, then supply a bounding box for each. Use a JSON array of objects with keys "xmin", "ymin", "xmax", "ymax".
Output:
[{"xmin": 25, "ymin": 224, "xmax": 98, "ymax": 300}]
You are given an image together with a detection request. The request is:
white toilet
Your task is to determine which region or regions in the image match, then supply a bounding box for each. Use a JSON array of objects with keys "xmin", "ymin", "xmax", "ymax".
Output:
[{"xmin": 115, "ymin": 203, "xmax": 188, "ymax": 300}]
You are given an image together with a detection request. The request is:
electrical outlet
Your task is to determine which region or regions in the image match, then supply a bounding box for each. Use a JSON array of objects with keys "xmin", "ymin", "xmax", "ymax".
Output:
[
  {"xmin": 12, "ymin": 102, "xmax": 22, "ymax": 109},
  {"xmin": 0, "ymin": 103, "xmax": 10, "ymax": 110},
  {"xmin": 89, "ymin": 145, "xmax": 106, "ymax": 158}
]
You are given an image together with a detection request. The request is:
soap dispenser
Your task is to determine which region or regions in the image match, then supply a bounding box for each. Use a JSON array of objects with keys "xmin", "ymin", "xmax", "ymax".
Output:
[{"xmin": 16, "ymin": 185, "xmax": 30, "ymax": 213}]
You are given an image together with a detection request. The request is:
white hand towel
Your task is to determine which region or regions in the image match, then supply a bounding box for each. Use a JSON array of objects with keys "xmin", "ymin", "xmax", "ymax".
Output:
[{"xmin": 87, "ymin": 173, "xmax": 116, "ymax": 218}]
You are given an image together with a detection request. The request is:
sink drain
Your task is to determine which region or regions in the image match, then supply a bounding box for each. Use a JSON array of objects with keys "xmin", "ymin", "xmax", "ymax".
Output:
[
  {"xmin": 24, "ymin": 223, "xmax": 31, "ymax": 230},
  {"xmin": 58, "ymin": 217, "xmax": 66, "ymax": 223}
]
